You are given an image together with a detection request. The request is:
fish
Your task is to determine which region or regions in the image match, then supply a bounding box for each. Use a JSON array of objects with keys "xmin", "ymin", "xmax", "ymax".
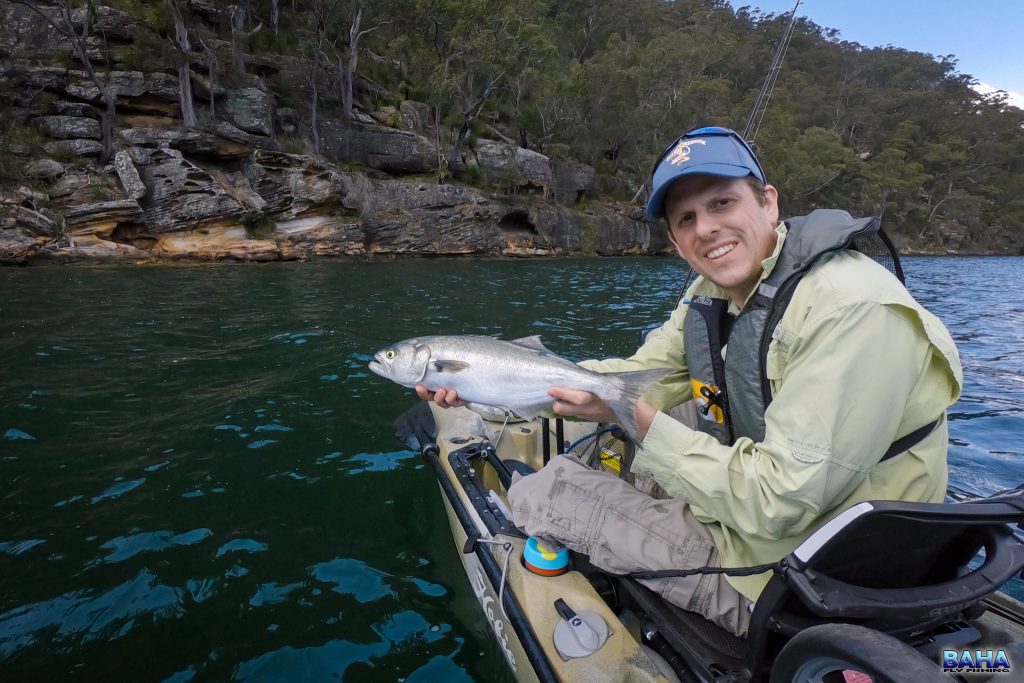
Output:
[{"xmin": 368, "ymin": 334, "xmax": 669, "ymax": 445}]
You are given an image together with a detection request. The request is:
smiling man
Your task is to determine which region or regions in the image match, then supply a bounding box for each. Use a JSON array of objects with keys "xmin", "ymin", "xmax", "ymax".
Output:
[{"xmin": 427, "ymin": 126, "xmax": 964, "ymax": 637}]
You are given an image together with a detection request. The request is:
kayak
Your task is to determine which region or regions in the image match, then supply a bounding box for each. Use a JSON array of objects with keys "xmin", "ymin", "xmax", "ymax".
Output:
[{"xmin": 395, "ymin": 402, "xmax": 1024, "ymax": 682}]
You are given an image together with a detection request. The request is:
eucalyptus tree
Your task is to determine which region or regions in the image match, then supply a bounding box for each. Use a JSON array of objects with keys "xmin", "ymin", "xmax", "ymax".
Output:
[
  {"xmin": 165, "ymin": 0, "xmax": 197, "ymax": 128},
  {"xmin": 8, "ymin": 0, "xmax": 117, "ymax": 163}
]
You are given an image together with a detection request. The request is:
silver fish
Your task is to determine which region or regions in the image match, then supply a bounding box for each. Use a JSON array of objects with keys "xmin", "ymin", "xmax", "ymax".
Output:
[{"xmin": 368, "ymin": 334, "xmax": 668, "ymax": 444}]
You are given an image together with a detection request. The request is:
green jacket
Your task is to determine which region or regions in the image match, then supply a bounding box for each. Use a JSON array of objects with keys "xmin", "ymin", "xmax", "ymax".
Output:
[{"xmin": 583, "ymin": 224, "xmax": 963, "ymax": 600}]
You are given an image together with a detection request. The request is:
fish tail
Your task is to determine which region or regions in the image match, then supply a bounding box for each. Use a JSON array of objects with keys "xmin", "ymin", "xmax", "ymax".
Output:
[{"xmin": 601, "ymin": 369, "xmax": 672, "ymax": 447}]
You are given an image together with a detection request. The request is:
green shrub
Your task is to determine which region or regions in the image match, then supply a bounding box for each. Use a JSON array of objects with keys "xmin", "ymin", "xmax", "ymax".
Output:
[
  {"xmin": 579, "ymin": 220, "xmax": 598, "ymax": 254},
  {"xmin": 280, "ymin": 136, "xmax": 308, "ymax": 155},
  {"xmin": 459, "ymin": 162, "xmax": 485, "ymax": 188}
]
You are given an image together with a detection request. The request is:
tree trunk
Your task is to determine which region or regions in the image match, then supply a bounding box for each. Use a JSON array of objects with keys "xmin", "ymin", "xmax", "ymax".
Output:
[
  {"xmin": 342, "ymin": 6, "xmax": 363, "ymax": 122},
  {"xmin": 10, "ymin": 0, "xmax": 115, "ymax": 162},
  {"xmin": 231, "ymin": 7, "xmax": 246, "ymax": 77},
  {"xmin": 100, "ymin": 87, "xmax": 115, "ymax": 163},
  {"xmin": 450, "ymin": 122, "xmax": 471, "ymax": 171},
  {"xmin": 167, "ymin": 0, "xmax": 197, "ymax": 128},
  {"xmin": 309, "ymin": 60, "xmax": 320, "ymax": 155}
]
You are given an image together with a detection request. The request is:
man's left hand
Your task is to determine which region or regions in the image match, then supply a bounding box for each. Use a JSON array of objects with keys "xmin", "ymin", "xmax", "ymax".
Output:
[{"xmin": 547, "ymin": 387, "xmax": 616, "ymax": 422}]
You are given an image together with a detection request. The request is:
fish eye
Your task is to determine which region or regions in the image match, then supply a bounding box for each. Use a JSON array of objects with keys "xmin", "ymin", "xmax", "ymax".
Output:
[{"xmin": 385, "ymin": 350, "xmax": 396, "ymax": 359}]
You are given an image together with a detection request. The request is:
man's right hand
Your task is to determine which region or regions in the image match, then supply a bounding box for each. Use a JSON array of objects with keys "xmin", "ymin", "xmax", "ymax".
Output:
[{"xmin": 415, "ymin": 385, "xmax": 468, "ymax": 408}]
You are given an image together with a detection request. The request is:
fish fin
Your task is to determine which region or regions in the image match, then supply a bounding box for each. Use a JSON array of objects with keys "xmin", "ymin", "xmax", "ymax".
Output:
[
  {"xmin": 509, "ymin": 335, "xmax": 551, "ymax": 352},
  {"xmin": 433, "ymin": 359, "xmax": 470, "ymax": 373},
  {"xmin": 601, "ymin": 369, "xmax": 673, "ymax": 448}
]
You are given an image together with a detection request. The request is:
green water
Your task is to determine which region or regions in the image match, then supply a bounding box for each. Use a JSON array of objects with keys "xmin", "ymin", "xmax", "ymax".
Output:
[{"xmin": 2, "ymin": 257, "xmax": 1023, "ymax": 681}]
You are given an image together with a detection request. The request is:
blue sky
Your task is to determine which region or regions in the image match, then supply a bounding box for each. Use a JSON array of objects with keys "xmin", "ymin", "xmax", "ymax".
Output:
[{"xmin": 727, "ymin": 1, "xmax": 1024, "ymax": 106}]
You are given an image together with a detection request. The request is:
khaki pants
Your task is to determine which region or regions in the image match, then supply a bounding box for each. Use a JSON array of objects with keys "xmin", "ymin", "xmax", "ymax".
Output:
[{"xmin": 507, "ymin": 454, "xmax": 753, "ymax": 637}]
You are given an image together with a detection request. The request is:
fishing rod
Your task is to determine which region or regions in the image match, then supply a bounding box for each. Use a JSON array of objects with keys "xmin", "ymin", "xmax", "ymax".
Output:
[{"xmin": 743, "ymin": 0, "xmax": 802, "ymax": 143}]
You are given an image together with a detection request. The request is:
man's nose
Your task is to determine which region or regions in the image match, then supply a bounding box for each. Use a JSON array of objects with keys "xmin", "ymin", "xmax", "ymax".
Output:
[{"xmin": 693, "ymin": 212, "xmax": 719, "ymax": 239}]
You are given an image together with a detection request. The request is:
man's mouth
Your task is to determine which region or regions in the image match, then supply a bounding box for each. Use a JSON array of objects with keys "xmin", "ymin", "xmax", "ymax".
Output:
[{"xmin": 706, "ymin": 243, "xmax": 737, "ymax": 260}]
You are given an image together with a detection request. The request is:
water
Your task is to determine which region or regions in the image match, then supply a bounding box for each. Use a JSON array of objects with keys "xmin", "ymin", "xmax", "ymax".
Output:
[{"xmin": 1, "ymin": 257, "xmax": 1022, "ymax": 681}]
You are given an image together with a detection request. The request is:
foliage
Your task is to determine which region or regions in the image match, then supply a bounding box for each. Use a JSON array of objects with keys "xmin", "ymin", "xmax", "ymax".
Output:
[
  {"xmin": 579, "ymin": 220, "xmax": 598, "ymax": 254},
  {"xmin": 6, "ymin": 0, "xmax": 1022, "ymax": 248}
]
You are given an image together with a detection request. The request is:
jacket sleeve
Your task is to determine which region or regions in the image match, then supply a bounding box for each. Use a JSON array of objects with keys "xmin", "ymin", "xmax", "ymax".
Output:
[
  {"xmin": 579, "ymin": 301, "xmax": 693, "ymax": 411},
  {"xmin": 632, "ymin": 300, "xmax": 939, "ymax": 540}
]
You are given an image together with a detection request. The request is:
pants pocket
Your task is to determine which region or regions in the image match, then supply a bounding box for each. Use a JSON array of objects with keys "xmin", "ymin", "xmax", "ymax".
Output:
[
  {"xmin": 545, "ymin": 479, "xmax": 602, "ymax": 546},
  {"xmin": 593, "ymin": 506, "xmax": 716, "ymax": 599}
]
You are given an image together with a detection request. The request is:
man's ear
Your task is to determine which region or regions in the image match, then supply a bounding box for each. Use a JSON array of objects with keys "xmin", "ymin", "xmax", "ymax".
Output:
[{"xmin": 764, "ymin": 184, "xmax": 780, "ymax": 224}]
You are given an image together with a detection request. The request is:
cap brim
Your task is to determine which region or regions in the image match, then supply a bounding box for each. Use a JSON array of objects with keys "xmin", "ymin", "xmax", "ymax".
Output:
[{"xmin": 645, "ymin": 164, "xmax": 754, "ymax": 220}]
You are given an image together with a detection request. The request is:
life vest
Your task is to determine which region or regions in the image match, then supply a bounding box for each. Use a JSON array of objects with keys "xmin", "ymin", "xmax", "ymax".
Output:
[{"xmin": 681, "ymin": 209, "xmax": 936, "ymax": 456}]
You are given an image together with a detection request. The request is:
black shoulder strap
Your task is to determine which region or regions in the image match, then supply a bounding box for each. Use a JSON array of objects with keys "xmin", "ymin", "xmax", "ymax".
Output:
[
  {"xmin": 880, "ymin": 419, "xmax": 940, "ymax": 462},
  {"xmin": 688, "ymin": 296, "xmax": 735, "ymax": 420}
]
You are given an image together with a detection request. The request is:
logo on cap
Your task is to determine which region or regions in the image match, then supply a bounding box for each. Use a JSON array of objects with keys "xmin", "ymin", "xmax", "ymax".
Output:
[{"xmin": 667, "ymin": 139, "xmax": 707, "ymax": 166}]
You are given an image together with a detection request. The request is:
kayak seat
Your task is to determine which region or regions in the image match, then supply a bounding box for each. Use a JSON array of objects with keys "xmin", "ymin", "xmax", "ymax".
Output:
[
  {"xmin": 615, "ymin": 487, "xmax": 1024, "ymax": 681},
  {"xmin": 617, "ymin": 578, "xmax": 749, "ymax": 677}
]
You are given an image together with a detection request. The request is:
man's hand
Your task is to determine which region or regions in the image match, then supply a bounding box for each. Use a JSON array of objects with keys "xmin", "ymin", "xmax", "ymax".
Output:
[
  {"xmin": 549, "ymin": 389, "xmax": 658, "ymax": 443},
  {"xmin": 547, "ymin": 387, "xmax": 616, "ymax": 422},
  {"xmin": 416, "ymin": 384, "xmax": 468, "ymax": 408}
]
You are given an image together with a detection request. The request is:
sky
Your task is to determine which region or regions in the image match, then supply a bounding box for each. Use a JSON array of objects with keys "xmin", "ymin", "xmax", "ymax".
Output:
[{"xmin": 726, "ymin": 0, "xmax": 1024, "ymax": 108}]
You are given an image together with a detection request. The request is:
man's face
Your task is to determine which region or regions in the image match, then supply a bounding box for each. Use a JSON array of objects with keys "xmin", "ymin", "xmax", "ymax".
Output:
[{"xmin": 664, "ymin": 175, "xmax": 780, "ymax": 305}]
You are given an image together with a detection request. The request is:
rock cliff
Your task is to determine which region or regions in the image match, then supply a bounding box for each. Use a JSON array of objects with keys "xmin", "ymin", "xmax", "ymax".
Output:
[{"xmin": 0, "ymin": 3, "xmax": 665, "ymax": 265}]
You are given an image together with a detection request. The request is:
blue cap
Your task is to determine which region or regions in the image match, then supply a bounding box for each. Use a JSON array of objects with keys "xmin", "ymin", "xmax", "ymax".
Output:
[{"xmin": 645, "ymin": 130, "xmax": 766, "ymax": 220}]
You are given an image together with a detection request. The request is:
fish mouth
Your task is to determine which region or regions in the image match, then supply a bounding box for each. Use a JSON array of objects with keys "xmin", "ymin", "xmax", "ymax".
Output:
[{"xmin": 368, "ymin": 360, "xmax": 385, "ymax": 375}]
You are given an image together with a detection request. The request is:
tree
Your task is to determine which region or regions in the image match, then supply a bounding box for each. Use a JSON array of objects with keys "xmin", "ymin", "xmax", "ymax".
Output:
[
  {"xmin": 165, "ymin": 0, "xmax": 197, "ymax": 128},
  {"xmin": 9, "ymin": 0, "xmax": 116, "ymax": 163},
  {"xmin": 412, "ymin": 0, "xmax": 547, "ymax": 171},
  {"xmin": 337, "ymin": 3, "xmax": 389, "ymax": 122}
]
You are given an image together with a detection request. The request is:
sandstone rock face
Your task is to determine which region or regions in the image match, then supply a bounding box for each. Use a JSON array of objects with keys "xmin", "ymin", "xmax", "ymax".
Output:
[
  {"xmin": 0, "ymin": 185, "xmax": 53, "ymax": 262},
  {"xmin": 1, "ymin": 202, "xmax": 53, "ymax": 237},
  {"xmin": 64, "ymin": 70, "xmax": 145, "ymax": 101},
  {"xmin": 250, "ymin": 150, "xmax": 362, "ymax": 219},
  {"xmin": 137, "ymin": 148, "xmax": 246, "ymax": 233},
  {"xmin": 224, "ymin": 88, "xmax": 276, "ymax": 136},
  {"xmin": 34, "ymin": 241, "xmax": 151, "ymax": 264},
  {"xmin": 70, "ymin": 6, "xmax": 142, "ymax": 42},
  {"xmin": 113, "ymin": 150, "xmax": 146, "ymax": 200},
  {"xmin": 0, "ymin": 227, "xmax": 41, "ymax": 263},
  {"xmin": 364, "ymin": 207, "xmax": 502, "ymax": 255},
  {"xmin": 358, "ymin": 180, "xmax": 483, "ymax": 216},
  {"xmin": 592, "ymin": 212, "xmax": 650, "ymax": 255},
  {"xmin": 54, "ymin": 101, "xmax": 97, "ymax": 117},
  {"xmin": 318, "ymin": 121, "xmax": 438, "ymax": 174},
  {"xmin": 592, "ymin": 172, "xmax": 635, "ymax": 199},
  {"xmin": 153, "ymin": 225, "xmax": 280, "ymax": 261},
  {"xmin": 474, "ymin": 140, "xmax": 552, "ymax": 194},
  {"xmin": 64, "ymin": 199, "xmax": 144, "ymax": 240},
  {"xmin": 44, "ymin": 139, "xmax": 104, "ymax": 157},
  {"xmin": 172, "ymin": 130, "xmax": 253, "ymax": 160},
  {"xmin": 119, "ymin": 127, "xmax": 251, "ymax": 160},
  {"xmin": 275, "ymin": 217, "xmax": 365, "ymax": 258},
  {"xmin": 50, "ymin": 173, "xmax": 92, "ymax": 199},
  {"xmin": 399, "ymin": 100, "xmax": 433, "ymax": 135},
  {"xmin": 363, "ymin": 179, "xmax": 501, "ymax": 254},
  {"xmin": 551, "ymin": 158, "xmax": 595, "ymax": 205},
  {"xmin": 528, "ymin": 204, "xmax": 580, "ymax": 252},
  {"xmin": 23, "ymin": 159, "xmax": 66, "ymax": 180},
  {"xmin": 36, "ymin": 115, "xmax": 101, "ymax": 140}
]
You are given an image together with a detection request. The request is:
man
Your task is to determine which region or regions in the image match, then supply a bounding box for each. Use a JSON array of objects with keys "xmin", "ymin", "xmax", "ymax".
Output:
[{"xmin": 420, "ymin": 126, "xmax": 962, "ymax": 637}]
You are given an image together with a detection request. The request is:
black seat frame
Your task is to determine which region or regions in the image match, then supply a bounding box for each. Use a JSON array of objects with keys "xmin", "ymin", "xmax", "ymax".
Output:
[{"xmin": 621, "ymin": 489, "xmax": 1024, "ymax": 682}]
